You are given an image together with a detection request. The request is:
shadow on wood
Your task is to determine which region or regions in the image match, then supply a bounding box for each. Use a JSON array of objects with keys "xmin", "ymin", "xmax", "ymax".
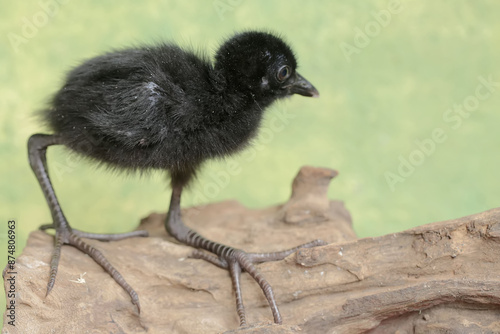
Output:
[{"xmin": 4, "ymin": 166, "xmax": 500, "ymax": 333}]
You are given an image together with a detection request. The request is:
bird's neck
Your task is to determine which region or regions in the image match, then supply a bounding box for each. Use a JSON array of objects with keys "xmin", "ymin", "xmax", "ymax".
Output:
[
  {"xmin": 209, "ymin": 68, "xmax": 276, "ymax": 114},
  {"xmin": 195, "ymin": 71, "xmax": 275, "ymax": 157}
]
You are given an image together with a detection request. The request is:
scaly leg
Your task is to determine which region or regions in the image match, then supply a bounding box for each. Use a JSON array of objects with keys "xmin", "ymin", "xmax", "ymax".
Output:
[
  {"xmin": 165, "ymin": 182, "xmax": 326, "ymax": 326},
  {"xmin": 28, "ymin": 134, "xmax": 148, "ymax": 312}
]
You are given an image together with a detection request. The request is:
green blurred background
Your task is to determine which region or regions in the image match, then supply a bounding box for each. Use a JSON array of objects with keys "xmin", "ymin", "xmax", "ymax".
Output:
[{"xmin": 1, "ymin": 0, "xmax": 499, "ymax": 324}]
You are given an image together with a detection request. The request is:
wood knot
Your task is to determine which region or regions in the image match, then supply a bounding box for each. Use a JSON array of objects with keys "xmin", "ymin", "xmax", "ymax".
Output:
[{"xmin": 277, "ymin": 166, "xmax": 338, "ymax": 224}]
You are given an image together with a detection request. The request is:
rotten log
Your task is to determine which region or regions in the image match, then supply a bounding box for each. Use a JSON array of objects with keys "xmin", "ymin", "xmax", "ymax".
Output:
[{"xmin": 3, "ymin": 166, "xmax": 500, "ymax": 333}]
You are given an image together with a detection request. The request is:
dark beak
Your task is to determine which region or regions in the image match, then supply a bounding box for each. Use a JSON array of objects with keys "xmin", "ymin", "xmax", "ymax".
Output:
[{"xmin": 289, "ymin": 72, "xmax": 319, "ymax": 98}]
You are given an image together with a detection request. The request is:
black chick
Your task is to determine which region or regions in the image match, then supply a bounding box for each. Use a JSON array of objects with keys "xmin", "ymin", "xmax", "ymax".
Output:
[{"xmin": 28, "ymin": 31, "xmax": 320, "ymax": 326}]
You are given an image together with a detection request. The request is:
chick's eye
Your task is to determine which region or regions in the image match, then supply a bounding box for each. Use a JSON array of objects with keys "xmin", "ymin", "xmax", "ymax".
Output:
[{"xmin": 277, "ymin": 65, "xmax": 291, "ymax": 82}]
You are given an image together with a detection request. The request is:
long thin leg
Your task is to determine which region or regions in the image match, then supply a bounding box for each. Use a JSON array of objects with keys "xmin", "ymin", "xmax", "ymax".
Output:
[
  {"xmin": 165, "ymin": 183, "xmax": 326, "ymax": 326},
  {"xmin": 28, "ymin": 134, "xmax": 148, "ymax": 312}
]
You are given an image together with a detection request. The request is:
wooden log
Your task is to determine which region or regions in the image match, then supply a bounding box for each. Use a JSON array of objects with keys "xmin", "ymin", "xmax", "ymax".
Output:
[{"xmin": 4, "ymin": 166, "xmax": 500, "ymax": 333}]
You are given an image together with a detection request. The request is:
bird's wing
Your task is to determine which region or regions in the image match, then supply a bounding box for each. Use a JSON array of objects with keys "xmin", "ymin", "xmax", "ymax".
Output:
[
  {"xmin": 86, "ymin": 78, "xmax": 181, "ymax": 149},
  {"xmin": 63, "ymin": 46, "xmax": 203, "ymax": 149}
]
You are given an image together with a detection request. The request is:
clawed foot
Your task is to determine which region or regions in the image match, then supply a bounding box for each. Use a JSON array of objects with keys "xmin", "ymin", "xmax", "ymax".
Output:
[
  {"xmin": 191, "ymin": 239, "xmax": 327, "ymax": 326},
  {"xmin": 28, "ymin": 134, "xmax": 149, "ymax": 314},
  {"xmin": 167, "ymin": 183, "xmax": 327, "ymax": 326},
  {"xmin": 40, "ymin": 224, "xmax": 148, "ymax": 313}
]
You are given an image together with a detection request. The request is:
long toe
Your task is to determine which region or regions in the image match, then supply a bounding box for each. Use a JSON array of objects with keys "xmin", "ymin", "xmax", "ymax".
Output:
[{"xmin": 42, "ymin": 226, "xmax": 141, "ymax": 314}]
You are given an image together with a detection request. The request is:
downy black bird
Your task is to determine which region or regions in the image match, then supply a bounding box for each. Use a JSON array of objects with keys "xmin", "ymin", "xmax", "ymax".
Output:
[{"xmin": 28, "ymin": 31, "xmax": 321, "ymax": 326}]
